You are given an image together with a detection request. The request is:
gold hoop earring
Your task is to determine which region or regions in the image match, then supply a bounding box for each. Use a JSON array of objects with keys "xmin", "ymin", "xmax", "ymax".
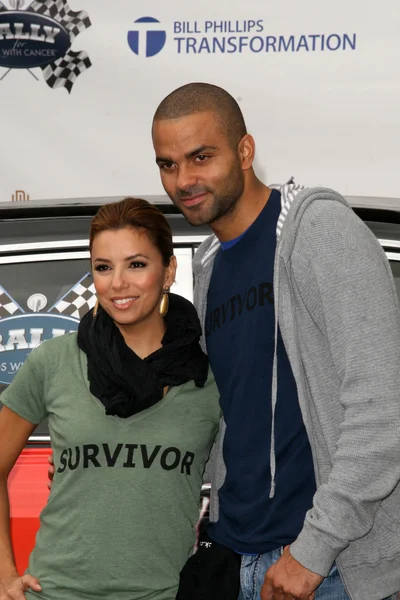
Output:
[
  {"xmin": 93, "ymin": 299, "xmax": 99, "ymax": 319},
  {"xmin": 159, "ymin": 288, "xmax": 169, "ymax": 318}
]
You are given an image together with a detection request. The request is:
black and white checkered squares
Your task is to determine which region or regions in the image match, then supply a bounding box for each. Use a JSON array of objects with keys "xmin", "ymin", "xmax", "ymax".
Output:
[
  {"xmin": 42, "ymin": 50, "xmax": 91, "ymax": 93},
  {"xmin": 0, "ymin": 287, "xmax": 22, "ymax": 320},
  {"xmin": 30, "ymin": 0, "xmax": 91, "ymax": 41},
  {"xmin": 52, "ymin": 275, "xmax": 96, "ymax": 320},
  {"xmin": 26, "ymin": 0, "xmax": 92, "ymax": 92}
]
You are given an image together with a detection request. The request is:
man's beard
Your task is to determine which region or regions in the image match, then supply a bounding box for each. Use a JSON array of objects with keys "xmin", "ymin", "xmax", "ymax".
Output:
[{"xmin": 173, "ymin": 166, "xmax": 245, "ymax": 227}]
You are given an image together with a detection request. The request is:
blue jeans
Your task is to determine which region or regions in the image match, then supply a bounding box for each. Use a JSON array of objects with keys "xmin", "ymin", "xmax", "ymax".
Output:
[{"xmin": 237, "ymin": 548, "xmax": 397, "ymax": 600}]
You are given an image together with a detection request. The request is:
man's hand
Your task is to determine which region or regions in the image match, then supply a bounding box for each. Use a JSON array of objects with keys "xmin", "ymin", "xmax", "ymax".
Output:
[
  {"xmin": 47, "ymin": 453, "xmax": 55, "ymax": 491},
  {"xmin": 261, "ymin": 546, "xmax": 324, "ymax": 600}
]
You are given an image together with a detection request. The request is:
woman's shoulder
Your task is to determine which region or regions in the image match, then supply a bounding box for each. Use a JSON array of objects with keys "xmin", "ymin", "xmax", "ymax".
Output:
[
  {"xmin": 1, "ymin": 333, "xmax": 80, "ymax": 422},
  {"xmin": 30, "ymin": 331, "xmax": 79, "ymax": 363},
  {"xmin": 183, "ymin": 367, "xmax": 221, "ymax": 421},
  {"xmin": 181, "ymin": 366, "xmax": 219, "ymax": 400}
]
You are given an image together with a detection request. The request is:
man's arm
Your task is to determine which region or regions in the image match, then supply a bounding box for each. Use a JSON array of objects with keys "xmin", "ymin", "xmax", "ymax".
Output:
[
  {"xmin": 263, "ymin": 200, "xmax": 400, "ymax": 597},
  {"xmin": 290, "ymin": 201, "xmax": 400, "ymax": 573}
]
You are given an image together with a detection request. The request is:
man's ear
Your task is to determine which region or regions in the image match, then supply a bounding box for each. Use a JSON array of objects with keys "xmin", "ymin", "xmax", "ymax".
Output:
[{"xmin": 238, "ymin": 134, "xmax": 256, "ymax": 171}]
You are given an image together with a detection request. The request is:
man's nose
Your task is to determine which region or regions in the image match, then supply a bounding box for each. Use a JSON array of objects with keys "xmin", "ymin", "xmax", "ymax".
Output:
[{"xmin": 176, "ymin": 164, "xmax": 198, "ymax": 192}]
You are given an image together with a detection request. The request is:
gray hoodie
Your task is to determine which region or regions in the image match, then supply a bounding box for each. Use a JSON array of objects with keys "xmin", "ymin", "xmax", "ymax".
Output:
[{"xmin": 193, "ymin": 185, "xmax": 400, "ymax": 600}]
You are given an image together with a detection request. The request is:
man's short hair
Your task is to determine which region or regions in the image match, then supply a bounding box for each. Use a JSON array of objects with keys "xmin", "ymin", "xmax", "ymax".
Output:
[{"xmin": 153, "ymin": 82, "xmax": 247, "ymax": 147}]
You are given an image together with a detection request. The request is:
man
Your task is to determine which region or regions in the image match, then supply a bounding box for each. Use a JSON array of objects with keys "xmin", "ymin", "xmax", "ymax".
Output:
[{"xmin": 151, "ymin": 83, "xmax": 400, "ymax": 600}]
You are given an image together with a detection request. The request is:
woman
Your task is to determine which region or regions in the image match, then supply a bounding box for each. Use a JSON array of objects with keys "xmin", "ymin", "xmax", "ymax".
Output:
[{"xmin": 0, "ymin": 198, "xmax": 221, "ymax": 600}]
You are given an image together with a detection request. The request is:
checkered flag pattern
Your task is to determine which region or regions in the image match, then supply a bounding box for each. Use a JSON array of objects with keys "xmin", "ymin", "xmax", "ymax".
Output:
[
  {"xmin": 0, "ymin": 287, "xmax": 23, "ymax": 319},
  {"xmin": 42, "ymin": 50, "xmax": 91, "ymax": 93},
  {"xmin": 28, "ymin": 0, "xmax": 92, "ymax": 91},
  {"xmin": 52, "ymin": 275, "xmax": 96, "ymax": 320},
  {"xmin": 30, "ymin": 0, "xmax": 91, "ymax": 42}
]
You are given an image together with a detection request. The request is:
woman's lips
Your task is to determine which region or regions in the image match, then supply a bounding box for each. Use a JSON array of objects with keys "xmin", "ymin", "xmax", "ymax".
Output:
[{"xmin": 111, "ymin": 297, "xmax": 138, "ymax": 310}]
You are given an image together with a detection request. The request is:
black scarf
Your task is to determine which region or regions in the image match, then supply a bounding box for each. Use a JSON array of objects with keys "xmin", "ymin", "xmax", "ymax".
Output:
[{"xmin": 77, "ymin": 293, "xmax": 209, "ymax": 418}]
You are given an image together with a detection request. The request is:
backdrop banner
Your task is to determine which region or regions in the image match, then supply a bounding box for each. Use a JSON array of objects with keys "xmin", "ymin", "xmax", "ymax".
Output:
[{"xmin": 1, "ymin": 0, "xmax": 399, "ymax": 203}]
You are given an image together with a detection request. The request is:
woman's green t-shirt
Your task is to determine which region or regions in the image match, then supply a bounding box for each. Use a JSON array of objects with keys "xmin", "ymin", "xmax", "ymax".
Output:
[{"xmin": 1, "ymin": 333, "xmax": 220, "ymax": 600}]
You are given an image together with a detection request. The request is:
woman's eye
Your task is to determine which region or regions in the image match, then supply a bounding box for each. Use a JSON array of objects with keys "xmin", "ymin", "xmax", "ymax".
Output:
[
  {"xmin": 94, "ymin": 264, "xmax": 109, "ymax": 272},
  {"xmin": 130, "ymin": 262, "xmax": 146, "ymax": 268}
]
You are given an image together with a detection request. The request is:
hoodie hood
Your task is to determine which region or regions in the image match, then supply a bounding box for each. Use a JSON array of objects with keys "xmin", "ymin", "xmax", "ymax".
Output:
[
  {"xmin": 192, "ymin": 180, "xmax": 308, "ymax": 278},
  {"xmin": 276, "ymin": 186, "xmax": 352, "ymax": 257}
]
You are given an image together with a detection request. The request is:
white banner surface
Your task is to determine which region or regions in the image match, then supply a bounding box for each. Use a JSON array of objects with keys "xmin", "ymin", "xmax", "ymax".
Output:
[{"xmin": 0, "ymin": 0, "xmax": 399, "ymax": 202}]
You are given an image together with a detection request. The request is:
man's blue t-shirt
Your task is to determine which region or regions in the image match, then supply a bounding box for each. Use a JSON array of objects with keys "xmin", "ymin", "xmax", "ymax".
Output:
[{"xmin": 205, "ymin": 190, "xmax": 316, "ymax": 554}]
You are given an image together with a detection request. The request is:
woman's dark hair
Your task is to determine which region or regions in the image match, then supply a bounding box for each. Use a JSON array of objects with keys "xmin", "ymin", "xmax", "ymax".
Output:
[{"xmin": 89, "ymin": 197, "xmax": 173, "ymax": 266}]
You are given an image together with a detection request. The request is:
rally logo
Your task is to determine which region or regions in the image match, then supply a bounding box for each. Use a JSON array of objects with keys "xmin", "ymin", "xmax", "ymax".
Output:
[
  {"xmin": 0, "ymin": 273, "xmax": 96, "ymax": 385},
  {"xmin": 0, "ymin": 0, "xmax": 91, "ymax": 92}
]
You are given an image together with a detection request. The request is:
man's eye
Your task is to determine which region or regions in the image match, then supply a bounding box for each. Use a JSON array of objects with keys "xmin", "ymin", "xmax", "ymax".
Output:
[
  {"xmin": 160, "ymin": 162, "xmax": 174, "ymax": 170},
  {"xmin": 195, "ymin": 155, "xmax": 209, "ymax": 162}
]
